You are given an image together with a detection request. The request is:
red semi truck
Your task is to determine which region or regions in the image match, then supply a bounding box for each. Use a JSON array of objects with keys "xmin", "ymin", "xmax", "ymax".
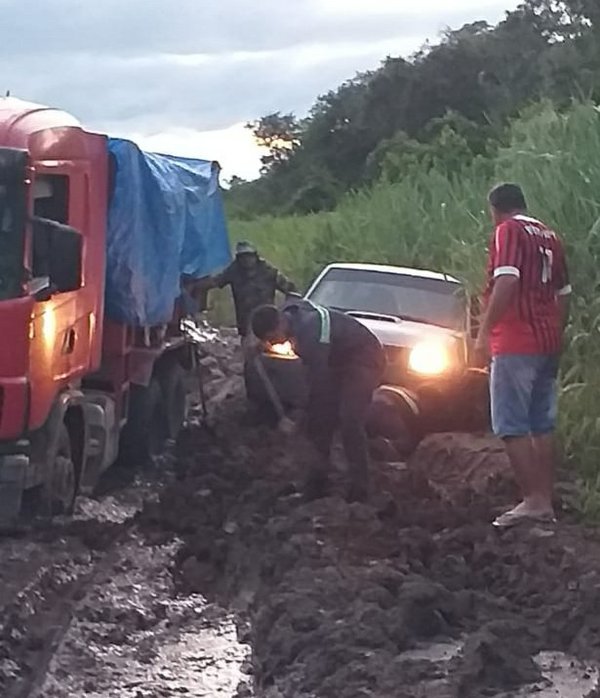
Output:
[{"xmin": 0, "ymin": 98, "xmax": 231, "ymax": 522}]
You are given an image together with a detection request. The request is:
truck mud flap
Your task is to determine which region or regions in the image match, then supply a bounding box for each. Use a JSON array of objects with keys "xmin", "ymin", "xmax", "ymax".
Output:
[{"xmin": 0, "ymin": 454, "xmax": 28, "ymax": 522}]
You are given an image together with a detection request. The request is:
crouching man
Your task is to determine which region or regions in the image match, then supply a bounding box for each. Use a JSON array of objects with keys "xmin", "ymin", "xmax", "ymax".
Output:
[{"xmin": 251, "ymin": 299, "xmax": 385, "ymax": 502}]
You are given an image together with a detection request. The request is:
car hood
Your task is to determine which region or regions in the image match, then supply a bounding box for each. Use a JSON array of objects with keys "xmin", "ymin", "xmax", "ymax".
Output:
[{"xmin": 352, "ymin": 316, "xmax": 459, "ymax": 348}]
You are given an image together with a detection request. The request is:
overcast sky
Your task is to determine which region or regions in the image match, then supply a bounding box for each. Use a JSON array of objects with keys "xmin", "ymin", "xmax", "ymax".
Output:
[{"xmin": 1, "ymin": 0, "xmax": 520, "ymax": 180}]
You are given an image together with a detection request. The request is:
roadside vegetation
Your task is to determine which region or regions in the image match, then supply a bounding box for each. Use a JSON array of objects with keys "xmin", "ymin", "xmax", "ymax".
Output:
[{"xmin": 220, "ymin": 1, "xmax": 600, "ymax": 510}]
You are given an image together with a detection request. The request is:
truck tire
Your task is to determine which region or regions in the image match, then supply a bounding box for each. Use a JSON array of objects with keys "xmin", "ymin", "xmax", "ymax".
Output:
[
  {"xmin": 120, "ymin": 377, "xmax": 167, "ymax": 467},
  {"xmin": 41, "ymin": 423, "xmax": 77, "ymax": 517},
  {"xmin": 158, "ymin": 362, "xmax": 187, "ymax": 441}
]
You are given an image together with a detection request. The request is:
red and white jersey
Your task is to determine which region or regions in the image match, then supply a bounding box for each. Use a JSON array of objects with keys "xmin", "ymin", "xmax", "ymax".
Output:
[{"xmin": 484, "ymin": 214, "xmax": 571, "ymax": 355}]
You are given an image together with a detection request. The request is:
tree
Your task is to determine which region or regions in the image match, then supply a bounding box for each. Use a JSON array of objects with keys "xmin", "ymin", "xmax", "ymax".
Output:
[
  {"xmin": 246, "ymin": 112, "xmax": 302, "ymax": 174},
  {"xmin": 228, "ymin": 0, "xmax": 600, "ymax": 218}
]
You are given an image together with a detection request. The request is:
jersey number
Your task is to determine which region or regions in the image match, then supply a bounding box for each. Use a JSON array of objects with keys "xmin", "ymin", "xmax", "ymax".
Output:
[{"xmin": 539, "ymin": 246, "xmax": 553, "ymax": 284}]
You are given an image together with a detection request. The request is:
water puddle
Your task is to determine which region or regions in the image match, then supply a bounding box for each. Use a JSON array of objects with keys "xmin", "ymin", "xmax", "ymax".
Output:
[
  {"xmin": 399, "ymin": 640, "xmax": 599, "ymax": 697},
  {"xmin": 152, "ymin": 612, "xmax": 248, "ymax": 696},
  {"xmin": 36, "ymin": 540, "xmax": 251, "ymax": 697},
  {"xmin": 513, "ymin": 652, "xmax": 599, "ymax": 698}
]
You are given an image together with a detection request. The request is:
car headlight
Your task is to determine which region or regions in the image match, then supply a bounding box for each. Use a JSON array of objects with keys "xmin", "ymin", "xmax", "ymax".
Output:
[
  {"xmin": 265, "ymin": 340, "xmax": 298, "ymax": 360},
  {"xmin": 408, "ymin": 341, "xmax": 451, "ymax": 376}
]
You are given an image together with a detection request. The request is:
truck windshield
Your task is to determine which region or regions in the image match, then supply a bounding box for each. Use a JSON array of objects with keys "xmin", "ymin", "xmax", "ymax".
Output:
[
  {"xmin": 307, "ymin": 267, "xmax": 466, "ymax": 330},
  {"xmin": 0, "ymin": 149, "xmax": 28, "ymax": 301}
]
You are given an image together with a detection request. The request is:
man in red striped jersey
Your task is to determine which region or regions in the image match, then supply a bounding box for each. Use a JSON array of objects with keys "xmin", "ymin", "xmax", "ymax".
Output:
[{"xmin": 475, "ymin": 183, "xmax": 571, "ymax": 527}]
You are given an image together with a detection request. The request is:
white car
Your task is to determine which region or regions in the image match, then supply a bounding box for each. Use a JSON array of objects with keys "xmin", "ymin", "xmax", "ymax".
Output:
[{"xmin": 245, "ymin": 263, "xmax": 489, "ymax": 444}]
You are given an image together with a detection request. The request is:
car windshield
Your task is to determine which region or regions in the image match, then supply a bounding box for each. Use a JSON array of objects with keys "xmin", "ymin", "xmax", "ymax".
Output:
[{"xmin": 307, "ymin": 267, "xmax": 466, "ymax": 330}]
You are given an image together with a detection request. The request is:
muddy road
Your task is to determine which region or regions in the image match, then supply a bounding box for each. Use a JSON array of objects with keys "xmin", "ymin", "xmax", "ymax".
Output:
[{"xmin": 2, "ymin": 335, "xmax": 600, "ymax": 697}]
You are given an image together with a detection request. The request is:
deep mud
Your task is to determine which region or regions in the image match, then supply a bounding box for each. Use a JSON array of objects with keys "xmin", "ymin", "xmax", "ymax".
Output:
[
  {"xmin": 2, "ymin": 333, "xmax": 600, "ymax": 697},
  {"xmin": 141, "ymin": 341, "xmax": 600, "ymax": 698}
]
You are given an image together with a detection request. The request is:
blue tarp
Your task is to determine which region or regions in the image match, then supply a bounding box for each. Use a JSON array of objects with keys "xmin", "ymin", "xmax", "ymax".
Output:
[{"xmin": 105, "ymin": 138, "xmax": 231, "ymax": 326}]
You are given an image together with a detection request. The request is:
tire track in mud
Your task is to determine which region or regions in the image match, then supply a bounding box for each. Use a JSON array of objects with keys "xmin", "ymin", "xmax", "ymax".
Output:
[
  {"xmin": 0, "ymin": 334, "xmax": 248, "ymax": 698},
  {"xmin": 0, "ymin": 516, "xmax": 126, "ymax": 697},
  {"xmin": 0, "ymin": 468, "xmax": 251, "ymax": 698}
]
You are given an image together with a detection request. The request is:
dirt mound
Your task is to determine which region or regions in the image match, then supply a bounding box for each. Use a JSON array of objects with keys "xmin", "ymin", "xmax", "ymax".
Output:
[{"xmin": 137, "ymin": 383, "xmax": 600, "ymax": 698}]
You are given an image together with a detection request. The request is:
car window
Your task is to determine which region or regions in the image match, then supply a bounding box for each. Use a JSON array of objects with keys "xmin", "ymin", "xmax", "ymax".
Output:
[{"xmin": 308, "ymin": 268, "xmax": 466, "ymax": 330}]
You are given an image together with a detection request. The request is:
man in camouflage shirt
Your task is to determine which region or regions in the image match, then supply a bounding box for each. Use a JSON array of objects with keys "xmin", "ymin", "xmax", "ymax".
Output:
[{"xmin": 209, "ymin": 241, "xmax": 297, "ymax": 340}]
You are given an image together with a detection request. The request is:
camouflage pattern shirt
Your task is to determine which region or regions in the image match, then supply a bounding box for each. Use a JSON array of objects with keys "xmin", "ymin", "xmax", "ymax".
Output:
[{"xmin": 214, "ymin": 258, "xmax": 297, "ymax": 335}]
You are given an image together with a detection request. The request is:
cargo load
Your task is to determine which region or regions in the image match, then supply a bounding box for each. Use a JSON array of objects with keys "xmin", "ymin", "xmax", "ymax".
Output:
[{"xmin": 105, "ymin": 138, "xmax": 231, "ymax": 326}]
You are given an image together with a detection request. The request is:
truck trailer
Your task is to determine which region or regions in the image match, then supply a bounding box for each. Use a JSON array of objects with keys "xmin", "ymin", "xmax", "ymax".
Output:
[{"xmin": 0, "ymin": 98, "xmax": 231, "ymax": 522}]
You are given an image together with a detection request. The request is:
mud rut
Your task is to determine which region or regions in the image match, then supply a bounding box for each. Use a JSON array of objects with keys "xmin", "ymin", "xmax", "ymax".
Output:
[{"xmin": 2, "ymin": 336, "xmax": 600, "ymax": 698}]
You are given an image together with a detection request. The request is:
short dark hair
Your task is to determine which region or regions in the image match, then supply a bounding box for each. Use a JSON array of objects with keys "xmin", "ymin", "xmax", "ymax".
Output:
[
  {"xmin": 251, "ymin": 304, "xmax": 281, "ymax": 339},
  {"xmin": 488, "ymin": 183, "xmax": 527, "ymax": 213}
]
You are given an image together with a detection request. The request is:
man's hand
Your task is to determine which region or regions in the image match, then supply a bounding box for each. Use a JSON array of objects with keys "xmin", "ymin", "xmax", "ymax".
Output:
[{"xmin": 278, "ymin": 416, "xmax": 297, "ymax": 436}]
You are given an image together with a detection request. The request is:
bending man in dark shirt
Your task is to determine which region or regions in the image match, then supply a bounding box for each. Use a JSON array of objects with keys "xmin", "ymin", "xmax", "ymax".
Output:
[{"xmin": 251, "ymin": 299, "xmax": 385, "ymax": 502}]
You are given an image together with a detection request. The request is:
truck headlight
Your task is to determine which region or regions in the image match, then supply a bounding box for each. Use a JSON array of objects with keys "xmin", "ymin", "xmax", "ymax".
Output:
[{"xmin": 408, "ymin": 341, "xmax": 450, "ymax": 376}]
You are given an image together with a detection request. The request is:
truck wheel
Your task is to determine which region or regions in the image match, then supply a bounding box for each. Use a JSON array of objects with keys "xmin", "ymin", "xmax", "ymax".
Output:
[
  {"xmin": 41, "ymin": 423, "xmax": 77, "ymax": 517},
  {"xmin": 120, "ymin": 378, "xmax": 167, "ymax": 467},
  {"xmin": 159, "ymin": 362, "xmax": 187, "ymax": 440}
]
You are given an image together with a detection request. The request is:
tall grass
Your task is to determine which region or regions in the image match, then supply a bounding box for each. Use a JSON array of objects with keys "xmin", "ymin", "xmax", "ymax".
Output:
[{"xmin": 229, "ymin": 102, "xmax": 600, "ymax": 504}]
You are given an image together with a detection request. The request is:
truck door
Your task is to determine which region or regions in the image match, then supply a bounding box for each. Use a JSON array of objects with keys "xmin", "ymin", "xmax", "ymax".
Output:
[{"xmin": 27, "ymin": 172, "xmax": 84, "ymax": 430}]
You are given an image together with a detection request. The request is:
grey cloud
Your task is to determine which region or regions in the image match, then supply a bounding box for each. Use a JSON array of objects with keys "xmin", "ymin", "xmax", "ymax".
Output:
[
  {"xmin": 0, "ymin": 0, "xmax": 512, "ymax": 136},
  {"xmin": 2, "ymin": 45, "xmax": 407, "ymax": 132},
  {"xmin": 0, "ymin": 0, "xmax": 497, "ymax": 57}
]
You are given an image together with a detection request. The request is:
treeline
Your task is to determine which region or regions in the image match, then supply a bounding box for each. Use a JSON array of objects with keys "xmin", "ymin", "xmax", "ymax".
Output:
[{"xmin": 225, "ymin": 0, "xmax": 600, "ymax": 218}]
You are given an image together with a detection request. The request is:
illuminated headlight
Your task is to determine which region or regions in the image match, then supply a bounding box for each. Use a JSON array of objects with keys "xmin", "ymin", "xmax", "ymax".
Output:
[
  {"xmin": 408, "ymin": 341, "xmax": 451, "ymax": 376},
  {"xmin": 266, "ymin": 340, "xmax": 298, "ymax": 360}
]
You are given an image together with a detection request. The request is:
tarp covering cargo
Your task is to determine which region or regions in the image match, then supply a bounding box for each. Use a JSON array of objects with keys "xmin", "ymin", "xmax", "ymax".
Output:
[{"xmin": 105, "ymin": 138, "xmax": 231, "ymax": 326}]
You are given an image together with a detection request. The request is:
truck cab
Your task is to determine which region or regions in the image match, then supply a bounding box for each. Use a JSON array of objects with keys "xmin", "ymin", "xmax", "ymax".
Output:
[{"xmin": 0, "ymin": 98, "xmax": 220, "ymax": 521}]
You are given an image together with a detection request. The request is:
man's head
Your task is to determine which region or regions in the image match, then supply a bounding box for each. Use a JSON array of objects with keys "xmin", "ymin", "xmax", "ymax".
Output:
[
  {"xmin": 251, "ymin": 304, "xmax": 288, "ymax": 344},
  {"xmin": 235, "ymin": 240, "xmax": 258, "ymax": 271},
  {"xmin": 488, "ymin": 183, "xmax": 527, "ymax": 226}
]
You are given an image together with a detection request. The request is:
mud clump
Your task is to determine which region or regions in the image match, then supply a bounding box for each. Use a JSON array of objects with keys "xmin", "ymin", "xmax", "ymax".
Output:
[{"xmin": 453, "ymin": 621, "xmax": 543, "ymax": 696}]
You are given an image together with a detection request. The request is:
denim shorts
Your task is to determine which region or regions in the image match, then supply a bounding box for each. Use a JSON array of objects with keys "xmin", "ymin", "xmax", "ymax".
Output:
[{"xmin": 490, "ymin": 354, "xmax": 559, "ymax": 438}]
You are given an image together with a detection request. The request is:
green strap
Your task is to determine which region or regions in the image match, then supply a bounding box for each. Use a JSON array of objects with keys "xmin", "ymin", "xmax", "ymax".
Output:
[{"xmin": 307, "ymin": 300, "xmax": 331, "ymax": 344}]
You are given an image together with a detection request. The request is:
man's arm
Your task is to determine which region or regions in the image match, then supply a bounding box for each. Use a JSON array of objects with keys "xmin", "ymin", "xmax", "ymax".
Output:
[
  {"xmin": 211, "ymin": 265, "xmax": 233, "ymax": 290},
  {"xmin": 275, "ymin": 269, "xmax": 297, "ymax": 295},
  {"xmin": 555, "ymin": 245, "xmax": 571, "ymax": 334},
  {"xmin": 476, "ymin": 221, "xmax": 522, "ymax": 352},
  {"xmin": 181, "ymin": 264, "xmax": 233, "ymax": 312},
  {"xmin": 477, "ymin": 276, "xmax": 519, "ymax": 345}
]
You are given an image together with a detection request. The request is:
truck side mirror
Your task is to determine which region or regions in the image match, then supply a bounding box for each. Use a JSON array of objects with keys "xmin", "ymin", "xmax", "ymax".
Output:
[{"xmin": 27, "ymin": 276, "xmax": 54, "ymax": 302}]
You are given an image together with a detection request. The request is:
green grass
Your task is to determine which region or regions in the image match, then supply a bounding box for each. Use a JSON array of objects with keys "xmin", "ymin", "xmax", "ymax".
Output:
[{"xmin": 228, "ymin": 101, "xmax": 600, "ymax": 507}]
